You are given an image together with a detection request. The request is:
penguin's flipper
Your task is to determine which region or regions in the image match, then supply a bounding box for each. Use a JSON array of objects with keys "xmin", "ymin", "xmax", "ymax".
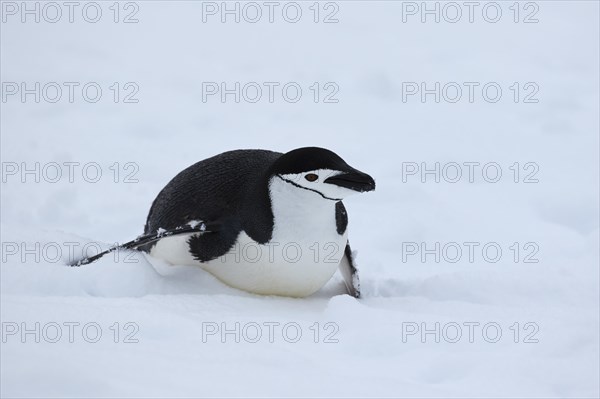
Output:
[
  {"xmin": 68, "ymin": 221, "xmax": 216, "ymax": 267},
  {"xmin": 338, "ymin": 241, "xmax": 361, "ymax": 298}
]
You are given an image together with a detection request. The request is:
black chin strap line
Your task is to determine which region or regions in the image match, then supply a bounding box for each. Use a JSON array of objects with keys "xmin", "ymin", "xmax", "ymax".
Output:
[
  {"xmin": 68, "ymin": 222, "xmax": 212, "ymax": 267},
  {"xmin": 276, "ymin": 175, "xmax": 342, "ymax": 201}
]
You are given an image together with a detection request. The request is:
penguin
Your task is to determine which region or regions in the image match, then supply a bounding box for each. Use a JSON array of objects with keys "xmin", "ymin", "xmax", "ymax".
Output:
[{"xmin": 139, "ymin": 147, "xmax": 375, "ymax": 298}]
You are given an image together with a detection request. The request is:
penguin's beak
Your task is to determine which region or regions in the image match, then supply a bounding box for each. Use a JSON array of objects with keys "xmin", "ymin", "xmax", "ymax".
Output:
[{"xmin": 324, "ymin": 169, "xmax": 376, "ymax": 192}]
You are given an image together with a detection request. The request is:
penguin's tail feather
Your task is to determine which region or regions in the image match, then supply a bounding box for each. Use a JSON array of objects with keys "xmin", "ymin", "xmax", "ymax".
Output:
[{"xmin": 67, "ymin": 221, "xmax": 214, "ymax": 267}]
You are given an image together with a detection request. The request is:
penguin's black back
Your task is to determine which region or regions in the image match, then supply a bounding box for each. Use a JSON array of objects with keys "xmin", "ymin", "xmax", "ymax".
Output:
[{"xmin": 141, "ymin": 149, "xmax": 282, "ymax": 260}]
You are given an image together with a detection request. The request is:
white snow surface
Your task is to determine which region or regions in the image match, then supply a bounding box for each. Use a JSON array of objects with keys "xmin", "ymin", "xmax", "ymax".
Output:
[{"xmin": 1, "ymin": 1, "xmax": 599, "ymax": 398}]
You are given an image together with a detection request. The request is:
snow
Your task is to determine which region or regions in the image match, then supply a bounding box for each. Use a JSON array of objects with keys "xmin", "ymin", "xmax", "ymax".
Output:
[{"xmin": 1, "ymin": 1, "xmax": 599, "ymax": 397}]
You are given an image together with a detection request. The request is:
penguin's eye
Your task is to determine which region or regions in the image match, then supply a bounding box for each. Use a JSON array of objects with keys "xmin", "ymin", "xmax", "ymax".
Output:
[{"xmin": 304, "ymin": 173, "xmax": 318, "ymax": 182}]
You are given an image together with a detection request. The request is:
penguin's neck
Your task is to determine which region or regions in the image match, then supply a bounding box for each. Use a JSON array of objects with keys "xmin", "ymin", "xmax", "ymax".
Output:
[{"xmin": 267, "ymin": 176, "xmax": 338, "ymax": 241}]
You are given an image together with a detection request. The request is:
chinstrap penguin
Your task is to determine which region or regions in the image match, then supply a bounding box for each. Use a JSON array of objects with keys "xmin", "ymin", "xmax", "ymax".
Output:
[{"xmin": 140, "ymin": 147, "xmax": 375, "ymax": 298}]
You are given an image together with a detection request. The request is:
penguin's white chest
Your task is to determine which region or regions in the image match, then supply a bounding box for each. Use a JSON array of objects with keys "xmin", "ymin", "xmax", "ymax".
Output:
[{"xmin": 149, "ymin": 178, "xmax": 347, "ymax": 297}]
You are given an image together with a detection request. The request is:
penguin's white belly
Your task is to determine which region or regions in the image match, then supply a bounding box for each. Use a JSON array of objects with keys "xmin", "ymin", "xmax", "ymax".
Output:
[
  {"xmin": 207, "ymin": 229, "xmax": 346, "ymax": 297},
  {"xmin": 149, "ymin": 230, "xmax": 346, "ymax": 297},
  {"xmin": 150, "ymin": 232, "xmax": 346, "ymax": 297}
]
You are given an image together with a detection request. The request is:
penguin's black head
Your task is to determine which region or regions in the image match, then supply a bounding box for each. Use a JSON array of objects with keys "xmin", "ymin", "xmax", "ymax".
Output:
[{"xmin": 270, "ymin": 147, "xmax": 375, "ymax": 201}]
